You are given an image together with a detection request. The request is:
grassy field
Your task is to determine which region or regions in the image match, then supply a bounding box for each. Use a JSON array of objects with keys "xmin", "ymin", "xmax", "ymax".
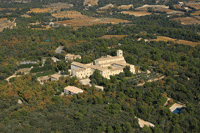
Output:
[
  {"xmin": 120, "ymin": 11, "xmax": 151, "ymax": 17},
  {"xmin": 52, "ymin": 11, "xmax": 85, "ymax": 18},
  {"xmin": 151, "ymin": 36, "xmax": 200, "ymax": 47},
  {"xmin": 27, "ymin": 8, "xmax": 52, "ymax": 13}
]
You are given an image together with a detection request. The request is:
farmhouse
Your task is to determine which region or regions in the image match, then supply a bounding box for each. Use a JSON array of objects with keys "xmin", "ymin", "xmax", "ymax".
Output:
[
  {"xmin": 64, "ymin": 86, "xmax": 84, "ymax": 95},
  {"xmin": 70, "ymin": 50, "xmax": 135, "ymax": 79},
  {"xmin": 65, "ymin": 54, "xmax": 81, "ymax": 61},
  {"xmin": 51, "ymin": 74, "xmax": 62, "ymax": 81}
]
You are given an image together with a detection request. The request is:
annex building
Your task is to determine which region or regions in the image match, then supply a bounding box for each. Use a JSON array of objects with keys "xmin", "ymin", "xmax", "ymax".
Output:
[{"xmin": 70, "ymin": 50, "xmax": 135, "ymax": 79}]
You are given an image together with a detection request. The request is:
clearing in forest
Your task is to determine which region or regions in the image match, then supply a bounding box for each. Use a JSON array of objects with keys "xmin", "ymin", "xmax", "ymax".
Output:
[
  {"xmin": 52, "ymin": 11, "xmax": 85, "ymax": 18},
  {"xmin": 121, "ymin": 11, "xmax": 151, "ymax": 17},
  {"xmin": 27, "ymin": 8, "xmax": 52, "ymax": 13},
  {"xmin": 171, "ymin": 17, "xmax": 200, "ymax": 25},
  {"xmin": 0, "ymin": 18, "xmax": 16, "ymax": 32},
  {"xmin": 100, "ymin": 35, "xmax": 126, "ymax": 39},
  {"xmin": 151, "ymin": 36, "xmax": 200, "ymax": 47}
]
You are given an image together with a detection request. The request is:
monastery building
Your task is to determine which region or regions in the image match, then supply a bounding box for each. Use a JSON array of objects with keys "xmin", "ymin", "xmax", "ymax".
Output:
[{"xmin": 70, "ymin": 50, "xmax": 135, "ymax": 79}]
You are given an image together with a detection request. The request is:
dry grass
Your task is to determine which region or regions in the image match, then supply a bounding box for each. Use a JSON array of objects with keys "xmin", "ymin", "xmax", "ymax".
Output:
[
  {"xmin": 27, "ymin": 8, "xmax": 52, "ymax": 13},
  {"xmin": 56, "ymin": 17, "xmax": 130, "ymax": 27},
  {"xmin": 191, "ymin": 11, "xmax": 200, "ymax": 16},
  {"xmin": 52, "ymin": 11, "xmax": 85, "ymax": 18},
  {"xmin": 151, "ymin": 36, "xmax": 200, "ymax": 47},
  {"xmin": 100, "ymin": 35, "xmax": 126, "ymax": 39},
  {"xmin": 171, "ymin": 17, "xmax": 200, "ymax": 25},
  {"xmin": 121, "ymin": 11, "xmax": 151, "ymax": 17}
]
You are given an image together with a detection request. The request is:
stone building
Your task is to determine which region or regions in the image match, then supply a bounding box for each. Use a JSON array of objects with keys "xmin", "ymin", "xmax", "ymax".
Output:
[
  {"xmin": 64, "ymin": 86, "xmax": 84, "ymax": 95},
  {"xmin": 70, "ymin": 50, "xmax": 135, "ymax": 79},
  {"xmin": 65, "ymin": 54, "xmax": 81, "ymax": 61}
]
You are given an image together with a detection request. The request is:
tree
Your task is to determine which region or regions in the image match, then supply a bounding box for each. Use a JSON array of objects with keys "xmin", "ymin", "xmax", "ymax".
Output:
[
  {"xmin": 115, "ymin": 124, "xmax": 122, "ymax": 133},
  {"xmin": 123, "ymin": 66, "xmax": 132, "ymax": 77},
  {"xmin": 142, "ymin": 125, "xmax": 152, "ymax": 133},
  {"xmin": 107, "ymin": 126, "xmax": 114, "ymax": 133},
  {"xmin": 122, "ymin": 122, "xmax": 132, "ymax": 133},
  {"xmin": 90, "ymin": 69, "xmax": 103, "ymax": 85}
]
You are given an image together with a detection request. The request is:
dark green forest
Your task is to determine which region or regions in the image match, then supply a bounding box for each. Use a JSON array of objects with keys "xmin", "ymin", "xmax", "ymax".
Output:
[{"xmin": 0, "ymin": 0, "xmax": 200, "ymax": 132}]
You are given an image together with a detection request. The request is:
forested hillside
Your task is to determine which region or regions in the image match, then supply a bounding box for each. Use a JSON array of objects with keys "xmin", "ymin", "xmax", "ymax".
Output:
[{"xmin": 0, "ymin": 0, "xmax": 200, "ymax": 132}]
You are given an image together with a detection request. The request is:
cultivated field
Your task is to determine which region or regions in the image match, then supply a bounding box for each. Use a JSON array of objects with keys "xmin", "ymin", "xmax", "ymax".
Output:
[
  {"xmin": 186, "ymin": 3, "xmax": 200, "ymax": 10},
  {"xmin": 27, "ymin": 8, "xmax": 52, "ymax": 13},
  {"xmin": 0, "ymin": 8, "xmax": 16, "ymax": 11},
  {"xmin": 100, "ymin": 35, "xmax": 126, "ymax": 39},
  {"xmin": 118, "ymin": 4, "xmax": 133, "ymax": 10},
  {"xmin": 52, "ymin": 11, "xmax": 85, "ymax": 18},
  {"xmin": 121, "ymin": 11, "xmax": 151, "ymax": 17},
  {"xmin": 98, "ymin": 4, "xmax": 115, "ymax": 10},
  {"xmin": 83, "ymin": 0, "xmax": 98, "ymax": 6},
  {"xmin": 43, "ymin": 2, "xmax": 73, "ymax": 10},
  {"xmin": 151, "ymin": 36, "xmax": 200, "ymax": 47},
  {"xmin": 171, "ymin": 17, "xmax": 200, "ymax": 25},
  {"xmin": 56, "ymin": 17, "xmax": 130, "ymax": 28},
  {"xmin": 135, "ymin": 4, "xmax": 169, "ymax": 11},
  {"xmin": 191, "ymin": 11, "xmax": 200, "ymax": 16}
]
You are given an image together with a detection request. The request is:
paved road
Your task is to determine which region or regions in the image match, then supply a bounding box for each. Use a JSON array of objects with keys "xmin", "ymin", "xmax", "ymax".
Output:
[{"xmin": 55, "ymin": 46, "xmax": 64, "ymax": 54}]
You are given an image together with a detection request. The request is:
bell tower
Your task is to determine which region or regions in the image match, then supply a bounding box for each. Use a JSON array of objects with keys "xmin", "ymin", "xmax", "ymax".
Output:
[{"xmin": 117, "ymin": 50, "xmax": 123, "ymax": 57}]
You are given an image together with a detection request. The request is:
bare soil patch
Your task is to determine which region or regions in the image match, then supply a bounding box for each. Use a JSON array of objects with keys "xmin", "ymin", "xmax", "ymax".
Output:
[
  {"xmin": 151, "ymin": 36, "xmax": 200, "ymax": 47},
  {"xmin": 171, "ymin": 17, "xmax": 200, "ymax": 25},
  {"xmin": 121, "ymin": 11, "xmax": 151, "ymax": 17}
]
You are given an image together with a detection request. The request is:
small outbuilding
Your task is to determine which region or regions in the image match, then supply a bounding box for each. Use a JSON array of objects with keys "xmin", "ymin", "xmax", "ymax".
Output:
[{"xmin": 64, "ymin": 86, "xmax": 84, "ymax": 95}]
